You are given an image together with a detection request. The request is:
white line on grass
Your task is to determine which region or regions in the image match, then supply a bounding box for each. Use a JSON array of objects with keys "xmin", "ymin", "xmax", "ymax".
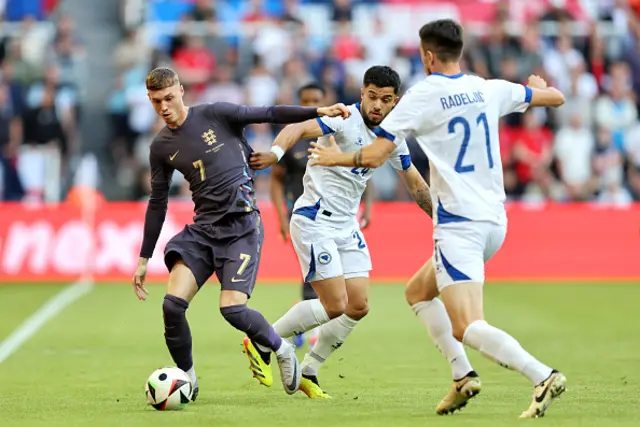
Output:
[{"xmin": 0, "ymin": 279, "xmax": 94, "ymax": 364}]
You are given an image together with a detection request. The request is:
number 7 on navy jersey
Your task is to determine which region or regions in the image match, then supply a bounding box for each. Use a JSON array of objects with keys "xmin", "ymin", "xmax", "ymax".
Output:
[{"xmin": 449, "ymin": 112, "xmax": 493, "ymax": 173}]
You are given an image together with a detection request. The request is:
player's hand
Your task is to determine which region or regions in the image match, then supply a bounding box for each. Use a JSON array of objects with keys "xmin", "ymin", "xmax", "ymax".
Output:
[
  {"xmin": 317, "ymin": 103, "xmax": 351, "ymax": 119},
  {"xmin": 278, "ymin": 220, "xmax": 290, "ymax": 242},
  {"xmin": 359, "ymin": 211, "xmax": 371, "ymax": 229},
  {"xmin": 527, "ymin": 74, "xmax": 548, "ymax": 89},
  {"xmin": 249, "ymin": 152, "xmax": 278, "ymax": 170},
  {"xmin": 132, "ymin": 262, "xmax": 149, "ymax": 301},
  {"xmin": 308, "ymin": 138, "xmax": 342, "ymax": 166}
]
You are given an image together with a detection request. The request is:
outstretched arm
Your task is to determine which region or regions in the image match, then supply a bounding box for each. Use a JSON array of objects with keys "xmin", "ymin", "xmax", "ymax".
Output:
[
  {"xmin": 396, "ymin": 164, "xmax": 432, "ymax": 217},
  {"xmin": 308, "ymin": 134, "xmax": 396, "ymax": 169},
  {"xmin": 212, "ymin": 102, "xmax": 350, "ymax": 127}
]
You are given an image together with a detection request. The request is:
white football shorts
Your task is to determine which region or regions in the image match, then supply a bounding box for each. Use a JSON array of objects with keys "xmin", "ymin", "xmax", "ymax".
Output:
[
  {"xmin": 433, "ymin": 221, "xmax": 507, "ymax": 290},
  {"xmin": 290, "ymin": 215, "xmax": 372, "ymax": 282}
]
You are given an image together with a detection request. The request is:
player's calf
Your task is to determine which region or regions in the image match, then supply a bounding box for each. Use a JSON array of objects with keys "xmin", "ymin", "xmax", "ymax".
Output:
[
  {"xmin": 221, "ymin": 304, "xmax": 283, "ymax": 355},
  {"xmin": 163, "ymin": 294, "xmax": 198, "ymax": 395},
  {"xmin": 405, "ymin": 258, "xmax": 440, "ymax": 307},
  {"xmin": 273, "ymin": 276, "xmax": 347, "ymax": 339}
]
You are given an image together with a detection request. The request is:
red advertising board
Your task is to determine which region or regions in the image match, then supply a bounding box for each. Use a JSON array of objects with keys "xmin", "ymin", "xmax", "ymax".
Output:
[{"xmin": 0, "ymin": 202, "xmax": 638, "ymax": 283}]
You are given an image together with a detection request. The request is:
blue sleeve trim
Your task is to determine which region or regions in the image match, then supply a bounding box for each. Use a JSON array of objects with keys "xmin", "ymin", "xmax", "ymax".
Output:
[
  {"xmin": 524, "ymin": 86, "xmax": 533, "ymax": 104},
  {"xmin": 373, "ymin": 126, "xmax": 396, "ymax": 142},
  {"xmin": 316, "ymin": 117, "xmax": 334, "ymax": 135},
  {"xmin": 399, "ymin": 154, "xmax": 411, "ymax": 171}
]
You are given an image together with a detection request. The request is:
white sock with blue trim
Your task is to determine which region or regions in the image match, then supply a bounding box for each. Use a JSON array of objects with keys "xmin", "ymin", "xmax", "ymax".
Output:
[{"xmin": 273, "ymin": 299, "xmax": 330, "ymax": 339}]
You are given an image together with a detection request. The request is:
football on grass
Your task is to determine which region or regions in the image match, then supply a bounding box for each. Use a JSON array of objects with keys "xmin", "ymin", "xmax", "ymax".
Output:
[{"xmin": 145, "ymin": 367, "xmax": 193, "ymax": 410}]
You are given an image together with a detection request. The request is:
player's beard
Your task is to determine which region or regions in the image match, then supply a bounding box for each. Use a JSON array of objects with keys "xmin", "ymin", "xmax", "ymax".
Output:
[{"xmin": 362, "ymin": 112, "xmax": 383, "ymax": 129}]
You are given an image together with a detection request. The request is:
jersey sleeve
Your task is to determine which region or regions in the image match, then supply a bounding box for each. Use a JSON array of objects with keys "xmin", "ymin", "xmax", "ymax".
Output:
[
  {"xmin": 486, "ymin": 79, "xmax": 532, "ymax": 117},
  {"xmin": 316, "ymin": 115, "xmax": 346, "ymax": 136},
  {"xmin": 209, "ymin": 102, "xmax": 319, "ymax": 128},
  {"xmin": 387, "ymin": 139, "xmax": 412, "ymax": 171},
  {"xmin": 140, "ymin": 148, "xmax": 174, "ymax": 258},
  {"xmin": 374, "ymin": 86, "xmax": 429, "ymax": 145}
]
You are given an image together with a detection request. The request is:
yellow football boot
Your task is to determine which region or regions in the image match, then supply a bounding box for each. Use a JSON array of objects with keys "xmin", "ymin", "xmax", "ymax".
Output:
[
  {"xmin": 242, "ymin": 336, "xmax": 273, "ymax": 387},
  {"xmin": 299, "ymin": 374, "xmax": 332, "ymax": 399}
]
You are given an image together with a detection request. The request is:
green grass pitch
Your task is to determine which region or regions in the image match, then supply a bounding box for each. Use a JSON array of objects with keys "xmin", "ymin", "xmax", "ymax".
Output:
[{"xmin": 0, "ymin": 282, "xmax": 638, "ymax": 427}]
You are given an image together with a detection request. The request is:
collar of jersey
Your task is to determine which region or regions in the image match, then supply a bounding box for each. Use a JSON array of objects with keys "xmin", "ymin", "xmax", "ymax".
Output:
[{"xmin": 430, "ymin": 72, "xmax": 464, "ymax": 79}]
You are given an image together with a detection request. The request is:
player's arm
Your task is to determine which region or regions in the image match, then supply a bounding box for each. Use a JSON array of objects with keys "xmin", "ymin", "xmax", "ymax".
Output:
[
  {"xmin": 211, "ymin": 101, "xmax": 349, "ymax": 127},
  {"xmin": 387, "ymin": 140, "xmax": 433, "ymax": 218},
  {"xmin": 309, "ymin": 87, "xmax": 424, "ymax": 168},
  {"xmin": 488, "ymin": 75, "xmax": 565, "ymax": 118},
  {"xmin": 269, "ymin": 163, "xmax": 290, "ymax": 241},
  {"xmin": 359, "ymin": 181, "xmax": 374, "ymax": 229},
  {"xmin": 396, "ymin": 164, "xmax": 433, "ymax": 218},
  {"xmin": 526, "ymin": 75, "xmax": 565, "ymax": 108},
  {"xmin": 133, "ymin": 150, "xmax": 173, "ymax": 300},
  {"xmin": 250, "ymin": 116, "xmax": 341, "ymax": 170},
  {"xmin": 306, "ymin": 131, "xmax": 397, "ymax": 168}
]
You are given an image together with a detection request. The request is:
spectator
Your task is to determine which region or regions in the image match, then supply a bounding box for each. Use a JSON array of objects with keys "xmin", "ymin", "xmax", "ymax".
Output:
[
  {"xmin": 593, "ymin": 126, "xmax": 631, "ymax": 205},
  {"xmin": 0, "ymin": 83, "xmax": 23, "ymax": 201},
  {"xmin": 544, "ymin": 34, "xmax": 584, "ymax": 94},
  {"xmin": 113, "ymin": 28, "xmax": 148, "ymax": 72},
  {"xmin": 197, "ymin": 64, "xmax": 243, "ymax": 105},
  {"xmin": 512, "ymin": 110, "xmax": 557, "ymax": 201},
  {"xmin": 19, "ymin": 84, "xmax": 66, "ymax": 201},
  {"xmin": 188, "ymin": 0, "xmax": 216, "ymax": 21},
  {"xmin": 332, "ymin": 0, "xmax": 353, "ymax": 23},
  {"xmin": 554, "ymin": 111, "xmax": 596, "ymax": 201},
  {"xmin": 172, "ymin": 35, "xmax": 217, "ymax": 92},
  {"xmin": 244, "ymin": 55, "xmax": 278, "ymax": 107},
  {"xmin": 595, "ymin": 63, "xmax": 638, "ymax": 149}
]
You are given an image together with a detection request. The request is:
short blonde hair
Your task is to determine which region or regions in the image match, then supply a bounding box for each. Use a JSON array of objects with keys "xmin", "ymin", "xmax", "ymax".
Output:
[{"xmin": 145, "ymin": 67, "xmax": 179, "ymax": 91}]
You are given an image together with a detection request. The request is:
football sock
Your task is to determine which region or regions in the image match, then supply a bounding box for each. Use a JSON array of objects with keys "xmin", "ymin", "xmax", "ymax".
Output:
[
  {"xmin": 463, "ymin": 320, "xmax": 553, "ymax": 385},
  {"xmin": 220, "ymin": 304, "xmax": 282, "ymax": 352},
  {"xmin": 163, "ymin": 294, "xmax": 193, "ymax": 373},
  {"xmin": 302, "ymin": 281, "xmax": 318, "ymax": 300},
  {"xmin": 301, "ymin": 314, "xmax": 358, "ymax": 376},
  {"xmin": 273, "ymin": 299, "xmax": 330, "ymax": 339},
  {"xmin": 412, "ymin": 299, "xmax": 474, "ymax": 380},
  {"xmin": 186, "ymin": 366, "xmax": 197, "ymax": 386}
]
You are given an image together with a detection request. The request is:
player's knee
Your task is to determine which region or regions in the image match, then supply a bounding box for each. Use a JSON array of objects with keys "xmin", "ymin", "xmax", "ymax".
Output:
[
  {"xmin": 323, "ymin": 295, "xmax": 348, "ymax": 319},
  {"xmin": 451, "ymin": 319, "xmax": 472, "ymax": 342},
  {"xmin": 163, "ymin": 294, "xmax": 189, "ymax": 325},
  {"xmin": 405, "ymin": 278, "xmax": 438, "ymax": 307},
  {"xmin": 346, "ymin": 298, "xmax": 369, "ymax": 320}
]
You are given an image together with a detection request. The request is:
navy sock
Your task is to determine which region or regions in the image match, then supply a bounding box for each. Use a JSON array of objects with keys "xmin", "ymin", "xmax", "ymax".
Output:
[
  {"xmin": 163, "ymin": 295, "xmax": 193, "ymax": 372},
  {"xmin": 221, "ymin": 304, "xmax": 282, "ymax": 352},
  {"xmin": 302, "ymin": 282, "xmax": 317, "ymax": 301}
]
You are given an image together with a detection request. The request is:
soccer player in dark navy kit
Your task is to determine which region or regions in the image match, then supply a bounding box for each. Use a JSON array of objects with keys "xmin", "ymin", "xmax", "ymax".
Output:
[
  {"xmin": 131, "ymin": 68, "xmax": 350, "ymax": 399},
  {"xmin": 270, "ymin": 82, "xmax": 373, "ymax": 348}
]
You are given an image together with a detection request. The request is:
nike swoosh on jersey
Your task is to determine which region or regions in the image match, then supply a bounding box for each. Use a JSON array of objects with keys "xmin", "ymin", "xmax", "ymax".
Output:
[
  {"xmin": 170, "ymin": 150, "xmax": 179, "ymax": 161},
  {"xmin": 231, "ymin": 277, "xmax": 246, "ymax": 283}
]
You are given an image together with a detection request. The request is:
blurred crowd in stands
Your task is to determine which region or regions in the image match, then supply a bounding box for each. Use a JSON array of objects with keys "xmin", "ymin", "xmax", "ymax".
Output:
[
  {"xmin": 0, "ymin": 0, "xmax": 81, "ymax": 202},
  {"xmin": 4, "ymin": 0, "xmax": 640, "ymax": 207}
]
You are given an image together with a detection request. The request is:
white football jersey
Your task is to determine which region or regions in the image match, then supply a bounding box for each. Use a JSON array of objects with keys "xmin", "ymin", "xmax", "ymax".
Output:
[
  {"xmin": 378, "ymin": 73, "xmax": 532, "ymax": 225},
  {"xmin": 293, "ymin": 103, "xmax": 411, "ymax": 226}
]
